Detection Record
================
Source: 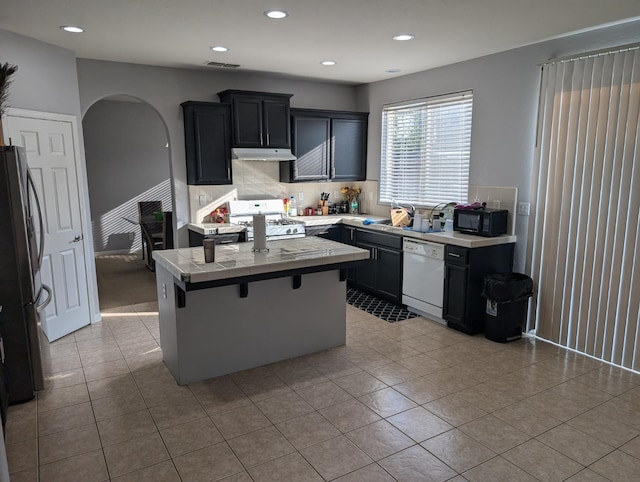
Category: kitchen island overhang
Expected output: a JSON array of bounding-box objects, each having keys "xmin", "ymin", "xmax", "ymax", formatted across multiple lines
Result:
[{"xmin": 153, "ymin": 237, "xmax": 369, "ymax": 385}]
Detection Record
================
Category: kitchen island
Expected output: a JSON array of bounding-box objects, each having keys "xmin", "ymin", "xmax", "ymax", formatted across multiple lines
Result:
[{"xmin": 152, "ymin": 237, "xmax": 369, "ymax": 384}]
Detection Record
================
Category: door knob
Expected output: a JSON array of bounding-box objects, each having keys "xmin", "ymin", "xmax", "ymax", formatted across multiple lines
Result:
[{"xmin": 71, "ymin": 234, "xmax": 83, "ymax": 243}]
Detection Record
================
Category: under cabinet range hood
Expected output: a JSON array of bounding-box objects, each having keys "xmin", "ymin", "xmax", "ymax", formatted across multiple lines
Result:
[{"xmin": 231, "ymin": 147, "xmax": 296, "ymax": 161}]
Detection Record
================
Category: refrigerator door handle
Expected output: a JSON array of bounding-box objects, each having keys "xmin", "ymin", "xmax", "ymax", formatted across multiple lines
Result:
[
  {"xmin": 36, "ymin": 284, "xmax": 53, "ymax": 312},
  {"xmin": 27, "ymin": 170, "xmax": 45, "ymax": 268}
]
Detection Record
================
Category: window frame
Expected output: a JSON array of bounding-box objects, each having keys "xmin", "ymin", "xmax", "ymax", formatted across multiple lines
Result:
[{"xmin": 379, "ymin": 90, "xmax": 473, "ymax": 207}]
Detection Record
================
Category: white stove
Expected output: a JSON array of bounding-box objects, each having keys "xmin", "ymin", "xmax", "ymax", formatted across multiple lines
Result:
[{"xmin": 228, "ymin": 199, "xmax": 306, "ymax": 241}]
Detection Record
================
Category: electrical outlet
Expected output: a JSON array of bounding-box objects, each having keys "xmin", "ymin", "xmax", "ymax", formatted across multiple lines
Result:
[
  {"xmin": 298, "ymin": 191, "xmax": 304, "ymax": 201},
  {"xmin": 162, "ymin": 283, "xmax": 167, "ymax": 299},
  {"xmin": 492, "ymin": 200, "xmax": 501, "ymax": 209},
  {"xmin": 128, "ymin": 233, "xmax": 134, "ymax": 241},
  {"xmin": 199, "ymin": 195, "xmax": 207, "ymax": 206},
  {"xmin": 518, "ymin": 202, "xmax": 531, "ymax": 216}
]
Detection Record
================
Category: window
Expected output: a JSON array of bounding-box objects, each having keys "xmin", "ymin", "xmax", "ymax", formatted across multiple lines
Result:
[{"xmin": 380, "ymin": 91, "xmax": 472, "ymax": 206}]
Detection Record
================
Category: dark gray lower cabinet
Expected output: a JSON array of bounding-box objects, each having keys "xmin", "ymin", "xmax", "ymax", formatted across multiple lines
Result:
[
  {"xmin": 352, "ymin": 229, "xmax": 403, "ymax": 304},
  {"xmin": 443, "ymin": 243, "xmax": 515, "ymax": 335},
  {"xmin": 343, "ymin": 226, "xmax": 357, "ymax": 284},
  {"xmin": 304, "ymin": 224, "xmax": 342, "ymax": 240}
]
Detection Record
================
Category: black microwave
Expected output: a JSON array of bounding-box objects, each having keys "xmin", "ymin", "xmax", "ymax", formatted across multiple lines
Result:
[{"xmin": 453, "ymin": 208, "xmax": 508, "ymax": 237}]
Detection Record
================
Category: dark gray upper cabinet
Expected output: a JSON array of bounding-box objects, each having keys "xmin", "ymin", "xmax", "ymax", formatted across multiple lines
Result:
[
  {"xmin": 332, "ymin": 117, "xmax": 367, "ymax": 181},
  {"xmin": 217, "ymin": 90, "xmax": 292, "ymax": 148},
  {"xmin": 280, "ymin": 108, "xmax": 368, "ymax": 183},
  {"xmin": 181, "ymin": 101, "xmax": 232, "ymax": 185},
  {"xmin": 288, "ymin": 115, "xmax": 331, "ymax": 181}
]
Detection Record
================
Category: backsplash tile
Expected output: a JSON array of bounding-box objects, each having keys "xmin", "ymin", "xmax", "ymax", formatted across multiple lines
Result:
[{"xmin": 188, "ymin": 160, "xmax": 384, "ymax": 222}]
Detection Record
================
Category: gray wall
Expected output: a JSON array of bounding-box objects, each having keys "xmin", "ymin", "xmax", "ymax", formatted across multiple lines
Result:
[
  {"xmin": 0, "ymin": 30, "xmax": 82, "ymax": 115},
  {"xmin": 0, "ymin": 29, "xmax": 100, "ymax": 321},
  {"xmin": 83, "ymin": 99, "xmax": 171, "ymax": 252},
  {"xmin": 356, "ymin": 19, "xmax": 640, "ymax": 271},
  {"xmin": 76, "ymin": 60, "xmax": 358, "ymax": 247}
]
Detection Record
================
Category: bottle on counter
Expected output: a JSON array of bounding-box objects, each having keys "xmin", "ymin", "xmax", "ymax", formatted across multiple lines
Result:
[
  {"xmin": 288, "ymin": 195, "xmax": 297, "ymax": 217},
  {"xmin": 350, "ymin": 197, "xmax": 358, "ymax": 214}
]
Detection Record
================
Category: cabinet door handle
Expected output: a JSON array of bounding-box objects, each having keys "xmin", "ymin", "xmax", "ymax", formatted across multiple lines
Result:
[
  {"xmin": 448, "ymin": 253, "xmax": 461, "ymax": 258},
  {"xmin": 260, "ymin": 133, "xmax": 264, "ymax": 145},
  {"xmin": 266, "ymin": 133, "xmax": 270, "ymax": 145}
]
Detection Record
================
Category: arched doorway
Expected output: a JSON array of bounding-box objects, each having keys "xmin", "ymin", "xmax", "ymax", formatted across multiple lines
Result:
[{"xmin": 83, "ymin": 94, "xmax": 171, "ymax": 308}]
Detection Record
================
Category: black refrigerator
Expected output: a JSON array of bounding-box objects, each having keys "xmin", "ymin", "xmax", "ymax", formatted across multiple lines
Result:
[{"xmin": 0, "ymin": 145, "xmax": 50, "ymax": 411}]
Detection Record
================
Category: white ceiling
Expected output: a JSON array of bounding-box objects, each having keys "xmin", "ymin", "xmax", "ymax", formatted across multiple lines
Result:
[{"xmin": 2, "ymin": 0, "xmax": 640, "ymax": 84}]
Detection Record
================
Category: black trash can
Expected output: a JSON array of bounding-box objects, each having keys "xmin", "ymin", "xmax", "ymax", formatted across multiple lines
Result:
[{"xmin": 481, "ymin": 273, "xmax": 533, "ymax": 343}]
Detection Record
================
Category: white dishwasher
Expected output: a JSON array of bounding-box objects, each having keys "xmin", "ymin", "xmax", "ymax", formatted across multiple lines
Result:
[{"xmin": 402, "ymin": 238, "xmax": 445, "ymax": 322}]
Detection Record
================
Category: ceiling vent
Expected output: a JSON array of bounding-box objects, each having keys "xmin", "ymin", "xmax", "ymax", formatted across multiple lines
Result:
[{"xmin": 204, "ymin": 61, "xmax": 240, "ymax": 69}]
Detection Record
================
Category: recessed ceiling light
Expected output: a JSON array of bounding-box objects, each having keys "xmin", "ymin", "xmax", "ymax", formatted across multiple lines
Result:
[
  {"xmin": 386, "ymin": 69, "xmax": 401, "ymax": 73},
  {"xmin": 393, "ymin": 34, "xmax": 414, "ymax": 41},
  {"xmin": 210, "ymin": 46, "xmax": 229, "ymax": 52},
  {"xmin": 60, "ymin": 25, "xmax": 84, "ymax": 33},
  {"xmin": 321, "ymin": 61, "xmax": 336, "ymax": 66},
  {"xmin": 265, "ymin": 10, "xmax": 288, "ymax": 19}
]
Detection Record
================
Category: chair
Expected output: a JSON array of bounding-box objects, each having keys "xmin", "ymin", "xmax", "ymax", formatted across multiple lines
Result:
[
  {"xmin": 138, "ymin": 201, "xmax": 163, "ymax": 267},
  {"xmin": 162, "ymin": 211, "xmax": 174, "ymax": 250}
]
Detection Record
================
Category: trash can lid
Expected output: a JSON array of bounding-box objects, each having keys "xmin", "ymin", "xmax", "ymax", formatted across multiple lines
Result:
[{"xmin": 482, "ymin": 272, "xmax": 533, "ymax": 303}]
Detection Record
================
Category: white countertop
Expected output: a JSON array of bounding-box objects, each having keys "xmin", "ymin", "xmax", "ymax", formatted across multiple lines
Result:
[
  {"xmin": 187, "ymin": 223, "xmax": 246, "ymax": 235},
  {"xmin": 289, "ymin": 215, "xmax": 516, "ymax": 248},
  {"xmin": 291, "ymin": 214, "xmax": 389, "ymax": 226},
  {"xmin": 188, "ymin": 215, "xmax": 516, "ymax": 248},
  {"xmin": 341, "ymin": 219, "xmax": 516, "ymax": 248},
  {"xmin": 153, "ymin": 236, "xmax": 369, "ymax": 283}
]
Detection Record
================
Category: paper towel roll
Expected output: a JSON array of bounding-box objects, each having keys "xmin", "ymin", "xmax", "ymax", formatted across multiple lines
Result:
[{"xmin": 252, "ymin": 214, "xmax": 267, "ymax": 251}]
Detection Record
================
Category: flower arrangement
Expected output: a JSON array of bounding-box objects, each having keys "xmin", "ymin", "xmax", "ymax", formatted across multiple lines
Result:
[
  {"xmin": 340, "ymin": 186, "xmax": 361, "ymax": 202},
  {"xmin": 0, "ymin": 63, "xmax": 18, "ymax": 118},
  {"xmin": 0, "ymin": 63, "xmax": 18, "ymax": 146}
]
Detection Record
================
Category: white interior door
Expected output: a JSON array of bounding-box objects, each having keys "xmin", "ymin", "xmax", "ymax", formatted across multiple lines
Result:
[{"xmin": 6, "ymin": 115, "xmax": 91, "ymax": 341}]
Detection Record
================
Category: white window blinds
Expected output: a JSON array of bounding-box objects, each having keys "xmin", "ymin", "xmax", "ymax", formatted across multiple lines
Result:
[
  {"xmin": 529, "ymin": 45, "xmax": 640, "ymax": 371},
  {"xmin": 380, "ymin": 91, "xmax": 472, "ymax": 206}
]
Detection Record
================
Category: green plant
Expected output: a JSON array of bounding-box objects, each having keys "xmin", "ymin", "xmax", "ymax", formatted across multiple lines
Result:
[{"xmin": 0, "ymin": 63, "xmax": 19, "ymax": 117}]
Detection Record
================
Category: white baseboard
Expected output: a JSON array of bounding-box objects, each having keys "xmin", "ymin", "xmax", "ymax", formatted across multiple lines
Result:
[{"xmin": 94, "ymin": 249, "xmax": 143, "ymax": 257}]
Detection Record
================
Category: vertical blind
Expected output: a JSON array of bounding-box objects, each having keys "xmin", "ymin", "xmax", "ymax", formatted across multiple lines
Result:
[
  {"xmin": 529, "ymin": 45, "xmax": 640, "ymax": 371},
  {"xmin": 380, "ymin": 91, "xmax": 472, "ymax": 205}
]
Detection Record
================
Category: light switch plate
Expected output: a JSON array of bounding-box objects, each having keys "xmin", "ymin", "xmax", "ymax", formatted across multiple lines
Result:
[
  {"xmin": 297, "ymin": 191, "xmax": 304, "ymax": 201},
  {"xmin": 199, "ymin": 195, "xmax": 207, "ymax": 206},
  {"xmin": 518, "ymin": 202, "xmax": 530, "ymax": 216}
]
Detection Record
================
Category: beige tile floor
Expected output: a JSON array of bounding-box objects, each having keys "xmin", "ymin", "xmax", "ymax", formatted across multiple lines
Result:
[{"xmin": 5, "ymin": 258, "xmax": 640, "ymax": 480}]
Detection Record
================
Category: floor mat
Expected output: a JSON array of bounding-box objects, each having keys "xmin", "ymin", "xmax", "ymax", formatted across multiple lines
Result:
[{"xmin": 347, "ymin": 287, "xmax": 419, "ymax": 323}]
